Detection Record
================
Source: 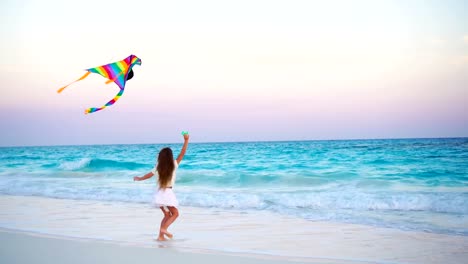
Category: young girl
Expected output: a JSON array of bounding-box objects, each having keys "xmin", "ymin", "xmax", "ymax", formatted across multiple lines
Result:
[{"xmin": 134, "ymin": 133, "xmax": 189, "ymax": 241}]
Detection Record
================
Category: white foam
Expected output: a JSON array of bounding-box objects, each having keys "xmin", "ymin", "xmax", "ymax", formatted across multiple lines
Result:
[{"xmin": 58, "ymin": 158, "xmax": 91, "ymax": 170}]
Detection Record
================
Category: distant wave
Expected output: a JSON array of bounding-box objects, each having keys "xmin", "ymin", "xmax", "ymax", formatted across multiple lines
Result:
[
  {"xmin": 2, "ymin": 155, "xmax": 42, "ymax": 161},
  {"xmin": 58, "ymin": 158, "xmax": 148, "ymax": 171}
]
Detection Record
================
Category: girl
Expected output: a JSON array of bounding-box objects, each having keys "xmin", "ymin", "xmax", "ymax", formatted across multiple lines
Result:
[{"xmin": 134, "ymin": 133, "xmax": 189, "ymax": 241}]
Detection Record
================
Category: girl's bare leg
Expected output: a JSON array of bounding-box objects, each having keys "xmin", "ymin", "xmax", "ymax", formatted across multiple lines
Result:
[
  {"xmin": 158, "ymin": 207, "xmax": 171, "ymax": 241},
  {"xmin": 160, "ymin": 206, "xmax": 179, "ymax": 237}
]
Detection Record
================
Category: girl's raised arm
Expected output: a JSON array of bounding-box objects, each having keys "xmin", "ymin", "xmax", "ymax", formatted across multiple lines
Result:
[{"xmin": 176, "ymin": 134, "xmax": 190, "ymax": 164}]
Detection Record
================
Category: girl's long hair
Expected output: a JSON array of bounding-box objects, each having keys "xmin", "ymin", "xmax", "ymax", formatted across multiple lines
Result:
[{"xmin": 157, "ymin": 147, "xmax": 175, "ymax": 188}]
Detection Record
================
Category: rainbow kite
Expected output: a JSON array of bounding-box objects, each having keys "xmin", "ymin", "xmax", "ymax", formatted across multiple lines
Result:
[{"xmin": 57, "ymin": 55, "xmax": 142, "ymax": 114}]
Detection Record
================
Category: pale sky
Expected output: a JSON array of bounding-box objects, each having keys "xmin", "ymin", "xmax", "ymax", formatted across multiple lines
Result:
[{"xmin": 1, "ymin": 0, "xmax": 467, "ymax": 146}]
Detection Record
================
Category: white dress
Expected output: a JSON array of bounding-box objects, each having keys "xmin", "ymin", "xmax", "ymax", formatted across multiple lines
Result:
[{"xmin": 152, "ymin": 160, "xmax": 179, "ymax": 207}]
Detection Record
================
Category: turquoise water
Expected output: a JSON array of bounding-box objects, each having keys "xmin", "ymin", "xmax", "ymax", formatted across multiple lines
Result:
[{"xmin": 1, "ymin": 138, "xmax": 467, "ymax": 235}]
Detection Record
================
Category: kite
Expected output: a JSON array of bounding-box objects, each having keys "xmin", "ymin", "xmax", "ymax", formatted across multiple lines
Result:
[{"xmin": 57, "ymin": 55, "xmax": 142, "ymax": 114}]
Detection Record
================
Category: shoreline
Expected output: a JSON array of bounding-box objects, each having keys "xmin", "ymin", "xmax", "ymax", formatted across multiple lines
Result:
[{"xmin": 1, "ymin": 195, "xmax": 467, "ymax": 263}]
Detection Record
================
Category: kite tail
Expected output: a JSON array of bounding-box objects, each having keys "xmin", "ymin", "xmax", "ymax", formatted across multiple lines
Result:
[
  {"xmin": 57, "ymin": 72, "xmax": 91, "ymax": 93},
  {"xmin": 85, "ymin": 88, "xmax": 125, "ymax": 114}
]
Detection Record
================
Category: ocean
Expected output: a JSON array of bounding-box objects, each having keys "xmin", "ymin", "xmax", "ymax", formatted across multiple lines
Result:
[{"xmin": 1, "ymin": 138, "xmax": 467, "ymax": 236}]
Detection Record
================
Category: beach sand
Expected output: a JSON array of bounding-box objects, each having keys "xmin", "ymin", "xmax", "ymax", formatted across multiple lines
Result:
[
  {"xmin": 0, "ymin": 230, "xmax": 323, "ymax": 264},
  {"xmin": 0, "ymin": 195, "xmax": 467, "ymax": 264}
]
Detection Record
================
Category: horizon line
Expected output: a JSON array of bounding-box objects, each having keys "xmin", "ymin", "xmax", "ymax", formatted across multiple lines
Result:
[{"xmin": 1, "ymin": 136, "xmax": 467, "ymax": 148}]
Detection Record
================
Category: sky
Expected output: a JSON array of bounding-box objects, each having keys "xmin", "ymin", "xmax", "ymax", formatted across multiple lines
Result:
[{"xmin": 0, "ymin": 0, "xmax": 467, "ymax": 146}]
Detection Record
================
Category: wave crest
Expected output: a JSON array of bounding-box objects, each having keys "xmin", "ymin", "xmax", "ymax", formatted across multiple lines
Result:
[{"xmin": 58, "ymin": 158, "xmax": 148, "ymax": 171}]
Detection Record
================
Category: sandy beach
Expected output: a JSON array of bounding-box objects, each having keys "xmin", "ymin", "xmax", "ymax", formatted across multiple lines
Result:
[
  {"xmin": 1, "ymin": 195, "xmax": 467, "ymax": 264},
  {"xmin": 0, "ymin": 229, "xmax": 317, "ymax": 264}
]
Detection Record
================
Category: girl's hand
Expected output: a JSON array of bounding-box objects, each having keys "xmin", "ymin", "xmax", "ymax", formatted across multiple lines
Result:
[
  {"xmin": 176, "ymin": 133, "xmax": 190, "ymax": 164},
  {"xmin": 133, "ymin": 176, "xmax": 140, "ymax": 181}
]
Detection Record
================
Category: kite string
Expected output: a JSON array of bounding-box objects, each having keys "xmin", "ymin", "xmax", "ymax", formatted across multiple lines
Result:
[{"xmin": 57, "ymin": 72, "xmax": 91, "ymax": 93}]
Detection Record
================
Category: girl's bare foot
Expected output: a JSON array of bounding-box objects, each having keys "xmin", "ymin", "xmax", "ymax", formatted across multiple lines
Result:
[
  {"xmin": 160, "ymin": 229, "xmax": 173, "ymax": 239},
  {"xmin": 157, "ymin": 235, "xmax": 167, "ymax": 241}
]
